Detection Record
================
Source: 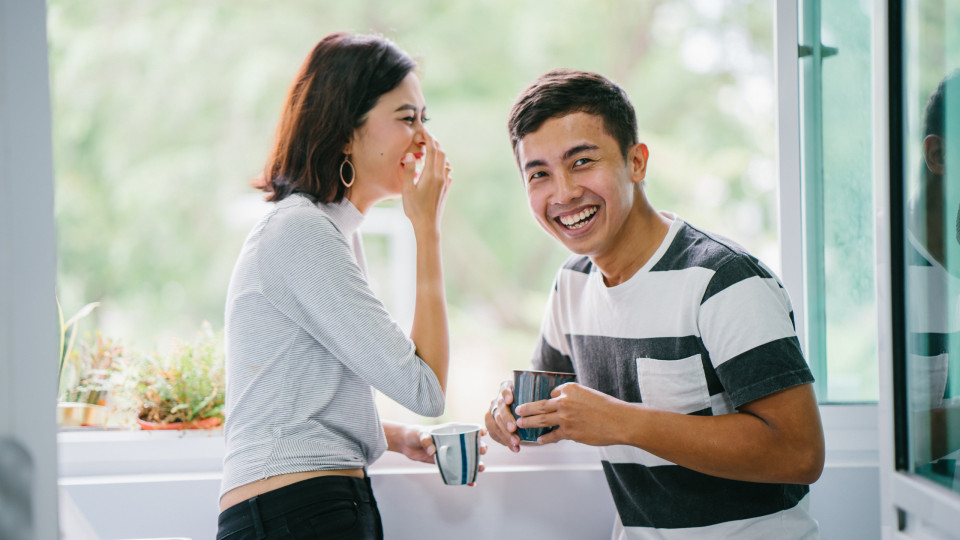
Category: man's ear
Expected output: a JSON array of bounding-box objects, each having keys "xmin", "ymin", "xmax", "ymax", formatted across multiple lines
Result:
[
  {"xmin": 629, "ymin": 143, "xmax": 649, "ymax": 184},
  {"xmin": 924, "ymin": 134, "xmax": 945, "ymax": 176}
]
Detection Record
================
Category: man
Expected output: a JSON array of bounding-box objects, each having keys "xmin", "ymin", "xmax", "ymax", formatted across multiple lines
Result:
[{"xmin": 485, "ymin": 69, "xmax": 824, "ymax": 538}]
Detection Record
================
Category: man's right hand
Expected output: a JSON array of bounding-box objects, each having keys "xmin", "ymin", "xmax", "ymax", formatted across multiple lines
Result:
[{"xmin": 485, "ymin": 379, "xmax": 521, "ymax": 453}]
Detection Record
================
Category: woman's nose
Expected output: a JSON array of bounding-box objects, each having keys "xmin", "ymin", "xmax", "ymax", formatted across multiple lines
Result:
[{"xmin": 414, "ymin": 125, "xmax": 427, "ymax": 146}]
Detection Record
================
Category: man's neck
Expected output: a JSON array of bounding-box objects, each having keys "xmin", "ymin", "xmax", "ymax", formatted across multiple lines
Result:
[
  {"xmin": 592, "ymin": 203, "xmax": 672, "ymax": 287},
  {"xmin": 909, "ymin": 174, "xmax": 947, "ymax": 266}
]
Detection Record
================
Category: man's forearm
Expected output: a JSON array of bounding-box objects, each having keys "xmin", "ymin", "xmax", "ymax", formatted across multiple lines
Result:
[{"xmin": 619, "ymin": 385, "xmax": 824, "ymax": 484}]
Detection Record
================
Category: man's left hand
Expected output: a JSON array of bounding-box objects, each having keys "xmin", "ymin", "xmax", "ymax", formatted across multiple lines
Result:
[{"xmin": 514, "ymin": 382, "xmax": 629, "ymax": 446}]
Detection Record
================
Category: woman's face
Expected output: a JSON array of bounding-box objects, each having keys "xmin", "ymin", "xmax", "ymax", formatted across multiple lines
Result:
[{"xmin": 346, "ymin": 72, "xmax": 427, "ymax": 211}]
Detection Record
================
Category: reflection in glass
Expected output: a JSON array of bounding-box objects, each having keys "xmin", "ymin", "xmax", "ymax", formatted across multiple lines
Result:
[{"xmin": 903, "ymin": 0, "xmax": 960, "ymax": 494}]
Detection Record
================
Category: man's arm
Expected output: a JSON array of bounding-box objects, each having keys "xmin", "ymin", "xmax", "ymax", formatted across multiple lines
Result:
[{"xmin": 515, "ymin": 381, "xmax": 824, "ymax": 485}]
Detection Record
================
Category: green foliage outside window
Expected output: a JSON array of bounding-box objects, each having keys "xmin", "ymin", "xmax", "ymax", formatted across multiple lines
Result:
[{"xmin": 48, "ymin": 0, "xmax": 779, "ymax": 422}]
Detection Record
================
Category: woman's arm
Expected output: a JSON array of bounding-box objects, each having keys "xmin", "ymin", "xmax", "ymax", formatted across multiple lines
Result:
[
  {"xmin": 401, "ymin": 131, "xmax": 453, "ymax": 393},
  {"xmin": 383, "ymin": 420, "xmax": 435, "ymax": 464}
]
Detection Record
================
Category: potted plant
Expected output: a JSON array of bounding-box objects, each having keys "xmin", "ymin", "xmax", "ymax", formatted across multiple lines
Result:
[
  {"xmin": 57, "ymin": 331, "xmax": 124, "ymax": 427},
  {"xmin": 57, "ymin": 301, "xmax": 116, "ymax": 428},
  {"xmin": 118, "ymin": 323, "xmax": 225, "ymax": 430}
]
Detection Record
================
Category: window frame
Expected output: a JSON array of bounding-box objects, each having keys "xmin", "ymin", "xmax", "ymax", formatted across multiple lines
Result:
[{"xmin": 876, "ymin": 0, "xmax": 960, "ymax": 535}]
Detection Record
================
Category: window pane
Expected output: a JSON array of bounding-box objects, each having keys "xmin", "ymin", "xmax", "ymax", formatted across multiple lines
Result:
[
  {"xmin": 902, "ymin": 0, "xmax": 960, "ymax": 493},
  {"xmin": 48, "ymin": 1, "xmax": 778, "ymax": 427},
  {"xmin": 801, "ymin": 0, "xmax": 878, "ymax": 402}
]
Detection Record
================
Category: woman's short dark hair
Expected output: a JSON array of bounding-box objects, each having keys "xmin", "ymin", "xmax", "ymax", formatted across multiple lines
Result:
[
  {"xmin": 507, "ymin": 69, "xmax": 638, "ymax": 163},
  {"xmin": 261, "ymin": 32, "xmax": 416, "ymax": 203}
]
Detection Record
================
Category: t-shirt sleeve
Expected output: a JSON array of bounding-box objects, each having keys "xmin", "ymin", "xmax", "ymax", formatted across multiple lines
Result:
[
  {"xmin": 258, "ymin": 208, "xmax": 444, "ymax": 417},
  {"xmin": 531, "ymin": 274, "xmax": 575, "ymax": 373},
  {"xmin": 698, "ymin": 255, "xmax": 814, "ymax": 408}
]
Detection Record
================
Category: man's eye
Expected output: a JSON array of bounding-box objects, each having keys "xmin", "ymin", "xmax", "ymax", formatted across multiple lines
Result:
[
  {"xmin": 528, "ymin": 171, "xmax": 547, "ymax": 182},
  {"xmin": 573, "ymin": 158, "xmax": 594, "ymax": 167}
]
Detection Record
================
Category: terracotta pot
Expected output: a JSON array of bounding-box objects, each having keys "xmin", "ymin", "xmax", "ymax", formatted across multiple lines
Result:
[{"xmin": 136, "ymin": 415, "xmax": 222, "ymax": 430}]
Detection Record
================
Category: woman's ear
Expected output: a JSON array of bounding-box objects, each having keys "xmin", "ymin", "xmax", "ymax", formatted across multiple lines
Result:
[{"xmin": 924, "ymin": 134, "xmax": 945, "ymax": 176}]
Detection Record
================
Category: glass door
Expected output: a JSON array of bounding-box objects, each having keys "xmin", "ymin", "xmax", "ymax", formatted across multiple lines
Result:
[
  {"xmin": 900, "ymin": 0, "xmax": 960, "ymax": 491},
  {"xmin": 881, "ymin": 0, "xmax": 960, "ymax": 536}
]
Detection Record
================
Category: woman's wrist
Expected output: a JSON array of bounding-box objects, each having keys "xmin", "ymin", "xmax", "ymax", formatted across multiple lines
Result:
[
  {"xmin": 412, "ymin": 224, "xmax": 441, "ymax": 244},
  {"xmin": 383, "ymin": 421, "xmax": 404, "ymax": 452}
]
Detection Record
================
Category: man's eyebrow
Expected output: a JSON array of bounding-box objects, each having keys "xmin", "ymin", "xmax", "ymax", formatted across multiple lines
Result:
[
  {"xmin": 523, "ymin": 143, "xmax": 600, "ymax": 172},
  {"xmin": 523, "ymin": 159, "xmax": 547, "ymax": 172},
  {"xmin": 562, "ymin": 143, "xmax": 600, "ymax": 161}
]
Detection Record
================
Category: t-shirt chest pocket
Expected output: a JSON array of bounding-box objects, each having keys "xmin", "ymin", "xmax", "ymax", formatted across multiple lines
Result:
[{"xmin": 636, "ymin": 354, "xmax": 712, "ymax": 414}]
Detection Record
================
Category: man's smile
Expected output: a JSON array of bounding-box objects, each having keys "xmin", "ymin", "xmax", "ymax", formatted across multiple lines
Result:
[{"xmin": 555, "ymin": 205, "xmax": 599, "ymax": 230}]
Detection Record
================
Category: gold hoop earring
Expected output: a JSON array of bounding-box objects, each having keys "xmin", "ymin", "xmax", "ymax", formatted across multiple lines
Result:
[{"xmin": 340, "ymin": 157, "xmax": 355, "ymax": 188}]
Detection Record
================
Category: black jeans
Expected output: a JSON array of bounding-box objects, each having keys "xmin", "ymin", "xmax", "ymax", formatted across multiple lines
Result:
[{"xmin": 217, "ymin": 475, "xmax": 383, "ymax": 539}]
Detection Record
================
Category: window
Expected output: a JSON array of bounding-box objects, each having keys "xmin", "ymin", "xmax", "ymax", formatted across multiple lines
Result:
[
  {"xmin": 880, "ymin": 0, "xmax": 960, "ymax": 535},
  {"xmin": 48, "ymin": 1, "xmax": 780, "ymax": 428},
  {"xmin": 798, "ymin": 0, "xmax": 878, "ymax": 403},
  {"xmin": 898, "ymin": 0, "xmax": 960, "ymax": 497}
]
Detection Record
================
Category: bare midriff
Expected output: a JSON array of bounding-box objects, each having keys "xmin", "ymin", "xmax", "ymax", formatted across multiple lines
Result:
[{"xmin": 219, "ymin": 468, "xmax": 366, "ymax": 512}]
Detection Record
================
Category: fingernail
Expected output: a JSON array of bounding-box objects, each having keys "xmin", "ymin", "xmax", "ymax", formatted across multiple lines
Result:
[{"xmin": 508, "ymin": 422, "xmax": 515, "ymax": 431}]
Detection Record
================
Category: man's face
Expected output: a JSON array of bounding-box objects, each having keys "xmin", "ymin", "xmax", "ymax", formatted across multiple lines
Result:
[{"xmin": 516, "ymin": 112, "xmax": 646, "ymax": 258}]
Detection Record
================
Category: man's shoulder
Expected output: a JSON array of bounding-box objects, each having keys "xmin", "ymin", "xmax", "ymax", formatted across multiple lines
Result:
[
  {"xmin": 560, "ymin": 254, "xmax": 594, "ymax": 274},
  {"xmin": 652, "ymin": 220, "xmax": 758, "ymax": 274}
]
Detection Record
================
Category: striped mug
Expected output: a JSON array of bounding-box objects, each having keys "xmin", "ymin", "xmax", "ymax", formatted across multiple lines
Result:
[
  {"xmin": 430, "ymin": 423, "xmax": 481, "ymax": 485},
  {"xmin": 511, "ymin": 369, "xmax": 577, "ymax": 442}
]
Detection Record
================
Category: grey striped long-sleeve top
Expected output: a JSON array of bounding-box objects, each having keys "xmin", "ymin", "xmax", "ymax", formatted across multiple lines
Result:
[{"xmin": 220, "ymin": 193, "xmax": 444, "ymax": 497}]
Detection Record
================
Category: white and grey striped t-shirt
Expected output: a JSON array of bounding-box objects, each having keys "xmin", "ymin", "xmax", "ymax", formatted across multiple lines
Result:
[
  {"xmin": 533, "ymin": 214, "xmax": 817, "ymax": 539},
  {"xmin": 220, "ymin": 193, "xmax": 444, "ymax": 497},
  {"xmin": 905, "ymin": 232, "xmax": 957, "ymax": 410}
]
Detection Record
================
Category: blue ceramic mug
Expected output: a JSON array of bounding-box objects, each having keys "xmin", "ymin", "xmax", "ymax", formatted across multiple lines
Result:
[{"xmin": 510, "ymin": 369, "xmax": 577, "ymax": 442}]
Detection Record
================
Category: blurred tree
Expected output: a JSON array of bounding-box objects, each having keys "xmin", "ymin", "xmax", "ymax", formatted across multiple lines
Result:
[{"xmin": 49, "ymin": 0, "xmax": 777, "ymax": 421}]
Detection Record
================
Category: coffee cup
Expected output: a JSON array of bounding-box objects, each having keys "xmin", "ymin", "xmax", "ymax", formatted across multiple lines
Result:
[
  {"xmin": 510, "ymin": 369, "xmax": 577, "ymax": 442},
  {"xmin": 430, "ymin": 423, "xmax": 481, "ymax": 485}
]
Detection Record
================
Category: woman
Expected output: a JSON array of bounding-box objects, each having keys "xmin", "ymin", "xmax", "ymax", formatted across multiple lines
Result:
[{"xmin": 218, "ymin": 32, "xmax": 454, "ymax": 539}]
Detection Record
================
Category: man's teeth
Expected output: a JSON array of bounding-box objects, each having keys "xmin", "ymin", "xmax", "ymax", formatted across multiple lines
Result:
[{"xmin": 559, "ymin": 207, "xmax": 597, "ymax": 229}]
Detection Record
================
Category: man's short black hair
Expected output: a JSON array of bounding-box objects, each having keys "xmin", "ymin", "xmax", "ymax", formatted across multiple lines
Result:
[
  {"xmin": 923, "ymin": 68, "xmax": 960, "ymax": 139},
  {"xmin": 507, "ymin": 69, "xmax": 639, "ymax": 162}
]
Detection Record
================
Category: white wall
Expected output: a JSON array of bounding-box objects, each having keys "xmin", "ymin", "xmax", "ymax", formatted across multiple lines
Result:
[
  {"xmin": 61, "ymin": 465, "xmax": 878, "ymax": 540},
  {"xmin": 58, "ymin": 408, "xmax": 881, "ymax": 540},
  {"xmin": 0, "ymin": 0, "xmax": 60, "ymax": 539}
]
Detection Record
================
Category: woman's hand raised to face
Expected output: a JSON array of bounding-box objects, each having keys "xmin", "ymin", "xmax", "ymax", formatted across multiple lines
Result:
[{"xmin": 401, "ymin": 130, "xmax": 452, "ymax": 236}]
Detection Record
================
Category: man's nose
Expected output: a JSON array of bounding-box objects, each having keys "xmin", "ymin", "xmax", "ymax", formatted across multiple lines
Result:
[{"xmin": 555, "ymin": 171, "xmax": 582, "ymax": 202}]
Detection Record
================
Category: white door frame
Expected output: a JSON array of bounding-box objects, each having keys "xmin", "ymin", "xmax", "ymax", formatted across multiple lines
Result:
[{"xmin": 0, "ymin": 1, "xmax": 60, "ymax": 539}]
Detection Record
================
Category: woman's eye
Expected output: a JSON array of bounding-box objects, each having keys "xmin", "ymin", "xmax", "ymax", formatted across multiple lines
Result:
[
  {"xmin": 401, "ymin": 116, "xmax": 416, "ymax": 124},
  {"xmin": 421, "ymin": 116, "xmax": 430, "ymax": 124}
]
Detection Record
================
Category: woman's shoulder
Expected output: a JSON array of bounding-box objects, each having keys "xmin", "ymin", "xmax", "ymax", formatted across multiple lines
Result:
[{"xmin": 264, "ymin": 194, "xmax": 339, "ymax": 237}]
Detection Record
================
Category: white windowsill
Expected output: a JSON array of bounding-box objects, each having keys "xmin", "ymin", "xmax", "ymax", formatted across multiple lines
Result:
[
  {"xmin": 57, "ymin": 403, "xmax": 878, "ymax": 487},
  {"xmin": 57, "ymin": 429, "xmax": 603, "ymax": 486}
]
